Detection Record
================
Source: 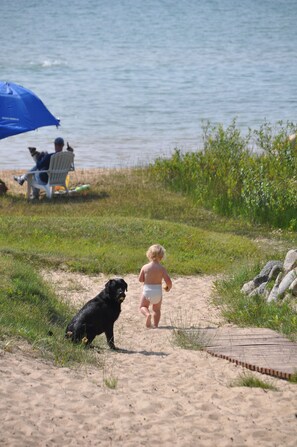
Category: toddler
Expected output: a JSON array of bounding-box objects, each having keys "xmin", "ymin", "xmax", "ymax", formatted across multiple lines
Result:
[{"xmin": 139, "ymin": 244, "xmax": 172, "ymax": 328}]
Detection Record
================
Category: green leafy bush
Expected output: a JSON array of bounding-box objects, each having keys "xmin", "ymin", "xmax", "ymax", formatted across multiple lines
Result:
[{"xmin": 150, "ymin": 120, "xmax": 297, "ymax": 229}]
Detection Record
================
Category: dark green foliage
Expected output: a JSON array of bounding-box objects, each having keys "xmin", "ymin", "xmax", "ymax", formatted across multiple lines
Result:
[{"xmin": 150, "ymin": 120, "xmax": 297, "ymax": 229}]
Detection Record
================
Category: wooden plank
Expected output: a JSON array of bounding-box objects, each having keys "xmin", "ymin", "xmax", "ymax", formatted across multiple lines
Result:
[
  {"xmin": 207, "ymin": 343, "xmax": 297, "ymax": 353},
  {"xmin": 184, "ymin": 327, "xmax": 297, "ymax": 380}
]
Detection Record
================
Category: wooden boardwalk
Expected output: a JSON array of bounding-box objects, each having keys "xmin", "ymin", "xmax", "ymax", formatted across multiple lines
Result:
[{"xmin": 187, "ymin": 327, "xmax": 297, "ymax": 380}]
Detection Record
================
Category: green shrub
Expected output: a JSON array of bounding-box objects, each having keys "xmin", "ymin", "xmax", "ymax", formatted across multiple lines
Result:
[{"xmin": 150, "ymin": 120, "xmax": 297, "ymax": 229}]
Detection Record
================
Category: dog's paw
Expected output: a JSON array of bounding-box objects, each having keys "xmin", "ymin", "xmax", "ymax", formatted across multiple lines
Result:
[
  {"xmin": 65, "ymin": 331, "xmax": 73, "ymax": 338},
  {"xmin": 82, "ymin": 337, "xmax": 89, "ymax": 345}
]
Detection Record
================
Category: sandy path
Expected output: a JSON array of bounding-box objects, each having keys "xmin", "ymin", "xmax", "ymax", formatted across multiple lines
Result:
[{"xmin": 1, "ymin": 272, "xmax": 296, "ymax": 447}]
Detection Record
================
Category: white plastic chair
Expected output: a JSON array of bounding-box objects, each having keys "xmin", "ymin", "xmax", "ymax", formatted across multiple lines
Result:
[{"xmin": 26, "ymin": 151, "xmax": 75, "ymax": 200}]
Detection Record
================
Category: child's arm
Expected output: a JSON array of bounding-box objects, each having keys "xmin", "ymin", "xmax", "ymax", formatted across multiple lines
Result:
[
  {"xmin": 163, "ymin": 268, "xmax": 172, "ymax": 291},
  {"xmin": 138, "ymin": 267, "xmax": 145, "ymax": 283}
]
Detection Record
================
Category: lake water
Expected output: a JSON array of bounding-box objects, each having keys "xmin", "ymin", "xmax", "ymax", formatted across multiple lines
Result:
[{"xmin": 1, "ymin": 0, "xmax": 297, "ymax": 170}]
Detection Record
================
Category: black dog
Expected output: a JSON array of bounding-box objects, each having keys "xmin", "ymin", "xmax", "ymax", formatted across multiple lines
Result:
[{"xmin": 65, "ymin": 278, "xmax": 127, "ymax": 349}]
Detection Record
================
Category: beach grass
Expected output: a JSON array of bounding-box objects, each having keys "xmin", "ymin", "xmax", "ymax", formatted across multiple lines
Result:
[
  {"xmin": 230, "ymin": 372, "xmax": 278, "ymax": 390},
  {"xmin": 172, "ymin": 328, "xmax": 212, "ymax": 351},
  {"xmin": 103, "ymin": 376, "xmax": 118, "ymax": 389},
  {"xmin": 0, "ymin": 253, "xmax": 103, "ymax": 366}
]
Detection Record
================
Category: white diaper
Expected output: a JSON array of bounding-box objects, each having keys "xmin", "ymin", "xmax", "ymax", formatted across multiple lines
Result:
[{"xmin": 143, "ymin": 284, "xmax": 162, "ymax": 304}]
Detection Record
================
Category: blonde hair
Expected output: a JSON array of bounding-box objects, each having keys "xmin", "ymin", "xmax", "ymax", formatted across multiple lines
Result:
[{"xmin": 146, "ymin": 244, "xmax": 166, "ymax": 261}]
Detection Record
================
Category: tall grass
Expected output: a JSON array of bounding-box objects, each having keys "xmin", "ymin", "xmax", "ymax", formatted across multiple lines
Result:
[{"xmin": 150, "ymin": 120, "xmax": 297, "ymax": 230}]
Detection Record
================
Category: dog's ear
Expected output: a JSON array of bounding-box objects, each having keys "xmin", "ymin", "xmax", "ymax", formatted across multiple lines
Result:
[
  {"xmin": 28, "ymin": 147, "xmax": 37, "ymax": 156},
  {"xmin": 116, "ymin": 278, "xmax": 127, "ymax": 291}
]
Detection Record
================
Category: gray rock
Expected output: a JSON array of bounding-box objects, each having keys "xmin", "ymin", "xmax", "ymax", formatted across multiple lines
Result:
[
  {"xmin": 289, "ymin": 278, "xmax": 297, "ymax": 296},
  {"xmin": 278, "ymin": 268, "xmax": 297, "ymax": 296},
  {"xmin": 249, "ymin": 282, "xmax": 268, "ymax": 297},
  {"xmin": 268, "ymin": 263, "xmax": 283, "ymax": 281},
  {"xmin": 283, "ymin": 249, "xmax": 297, "ymax": 273},
  {"xmin": 267, "ymin": 286, "xmax": 278, "ymax": 303},
  {"xmin": 275, "ymin": 271, "xmax": 284, "ymax": 286},
  {"xmin": 267, "ymin": 272, "xmax": 283, "ymax": 303},
  {"xmin": 263, "ymin": 289, "xmax": 270, "ymax": 300},
  {"xmin": 253, "ymin": 260, "xmax": 283, "ymax": 286},
  {"xmin": 241, "ymin": 280, "xmax": 256, "ymax": 295},
  {"xmin": 283, "ymin": 293, "xmax": 292, "ymax": 303}
]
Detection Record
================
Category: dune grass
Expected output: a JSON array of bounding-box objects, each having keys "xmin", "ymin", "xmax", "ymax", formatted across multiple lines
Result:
[
  {"xmin": 0, "ymin": 254, "xmax": 103, "ymax": 366},
  {"xmin": 172, "ymin": 328, "xmax": 212, "ymax": 351},
  {"xmin": 230, "ymin": 372, "xmax": 278, "ymax": 390},
  {"xmin": 103, "ymin": 376, "xmax": 118, "ymax": 389}
]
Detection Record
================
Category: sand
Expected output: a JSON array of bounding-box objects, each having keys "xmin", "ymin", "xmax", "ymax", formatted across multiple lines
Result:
[{"xmin": 1, "ymin": 271, "xmax": 297, "ymax": 447}]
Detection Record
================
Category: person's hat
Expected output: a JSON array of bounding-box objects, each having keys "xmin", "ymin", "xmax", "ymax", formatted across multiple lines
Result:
[{"xmin": 54, "ymin": 137, "xmax": 64, "ymax": 145}]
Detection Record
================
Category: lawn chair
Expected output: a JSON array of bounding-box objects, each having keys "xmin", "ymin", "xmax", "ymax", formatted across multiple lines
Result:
[{"xmin": 26, "ymin": 151, "xmax": 75, "ymax": 200}]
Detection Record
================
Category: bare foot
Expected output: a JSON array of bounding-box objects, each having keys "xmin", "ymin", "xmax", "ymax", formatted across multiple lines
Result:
[{"xmin": 146, "ymin": 314, "xmax": 152, "ymax": 328}]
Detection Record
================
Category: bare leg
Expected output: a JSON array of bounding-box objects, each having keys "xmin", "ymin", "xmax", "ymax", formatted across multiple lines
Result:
[
  {"xmin": 139, "ymin": 296, "xmax": 151, "ymax": 328},
  {"xmin": 152, "ymin": 300, "xmax": 162, "ymax": 328}
]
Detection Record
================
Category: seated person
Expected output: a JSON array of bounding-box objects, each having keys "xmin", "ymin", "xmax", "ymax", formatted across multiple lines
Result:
[{"xmin": 14, "ymin": 137, "xmax": 73, "ymax": 198}]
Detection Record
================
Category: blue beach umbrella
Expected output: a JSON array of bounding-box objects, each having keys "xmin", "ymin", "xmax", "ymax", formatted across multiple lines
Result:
[{"xmin": 0, "ymin": 81, "xmax": 60, "ymax": 140}]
